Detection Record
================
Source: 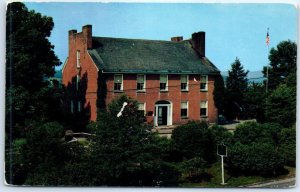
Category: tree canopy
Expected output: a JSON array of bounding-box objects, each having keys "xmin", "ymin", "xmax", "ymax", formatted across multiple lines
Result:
[
  {"xmin": 6, "ymin": 2, "xmax": 61, "ymax": 137},
  {"xmin": 263, "ymin": 40, "xmax": 296, "ymax": 90},
  {"xmin": 224, "ymin": 58, "xmax": 249, "ymax": 120}
]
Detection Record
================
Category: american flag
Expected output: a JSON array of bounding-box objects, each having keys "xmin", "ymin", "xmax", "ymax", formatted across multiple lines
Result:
[{"xmin": 266, "ymin": 29, "xmax": 270, "ymax": 46}]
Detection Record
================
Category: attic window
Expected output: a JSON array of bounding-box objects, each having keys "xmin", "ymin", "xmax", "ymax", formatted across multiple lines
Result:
[
  {"xmin": 114, "ymin": 74, "xmax": 123, "ymax": 91},
  {"xmin": 76, "ymin": 50, "xmax": 80, "ymax": 68}
]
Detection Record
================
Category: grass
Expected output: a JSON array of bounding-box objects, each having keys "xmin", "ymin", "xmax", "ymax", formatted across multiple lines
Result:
[{"xmin": 180, "ymin": 162, "xmax": 295, "ymax": 188}]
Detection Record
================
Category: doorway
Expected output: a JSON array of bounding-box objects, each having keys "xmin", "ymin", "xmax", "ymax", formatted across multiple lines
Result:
[{"xmin": 155, "ymin": 100, "xmax": 172, "ymax": 126}]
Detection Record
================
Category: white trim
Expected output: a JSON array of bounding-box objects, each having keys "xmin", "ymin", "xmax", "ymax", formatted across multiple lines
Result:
[
  {"xmin": 200, "ymin": 75, "xmax": 208, "ymax": 91},
  {"xmin": 154, "ymin": 102, "xmax": 172, "ymax": 126},
  {"xmin": 200, "ymin": 100, "xmax": 208, "ymax": 117},
  {"xmin": 114, "ymin": 74, "xmax": 123, "ymax": 91},
  {"xmin": 76, "ymin": 50, "xmax": 81, "ymax": 68},
  {"xmin": 61, "ymin": 57, "xmax": 69, "ymax": 74},
  {"xmin": 137, "ymin": 74, "xmax": 146, "ymax": 91},
  {"xmin": 181, "ymin": 74, "xmax": 189, "ymax": 91},
  {"xmin": 160, "ymin": 74, "xmax": 168, "ymax": 91},
  {"xmin": 181, "ymin": 101, "xmax": 188, "ymax": 118}
]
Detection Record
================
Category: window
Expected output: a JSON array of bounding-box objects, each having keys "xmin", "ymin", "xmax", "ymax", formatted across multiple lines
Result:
[
  {"xmin": 138, "ymin": 102, "xmax": 146, "ymax": 116},
  {"xmin": 200, "ymin": 101, "xmax": 208, "ymax": 116},
  {"xmin": 200, "ymin": 75, "xmax": 208, "ymax": 91},
  {"xmin": 76, "ymin": 74, "xmax": 80, "ymax": 90},
  {"xmin": 76, "ymin": 50, "xmax": 80, "ymax": 68},
  {"xmin": 181, "ymin": 101, "xmax": 188, "ymax": 118},
  {"xmin": 70, "ymin": 100, "xmax": 74, "ymax": 113},
  {"xmin": 114, "ymin": 74, "xmax": 123, "ymax": 91},
  {"xmin": 78, "ymin": 101, "xmax": 81, "ymax": 112},
  {"xmin": 160, "ymin": 74, "xmax": 168, "ymax": 91},
  {"xmin": 137, "ymin": 74, "xmax": 145, "ymax": 91},
  {"xmin": 181, "ymin": 75, "xmax": 188, "ymax": 91}
]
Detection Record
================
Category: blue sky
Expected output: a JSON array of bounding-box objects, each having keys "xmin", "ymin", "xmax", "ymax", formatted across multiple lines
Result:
[{"xmin": 25, "ymin": 2, "xmax": 297, "ymax": 72}]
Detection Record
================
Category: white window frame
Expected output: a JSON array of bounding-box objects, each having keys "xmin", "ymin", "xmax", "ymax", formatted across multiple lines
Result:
[
  {"xmin": 181, "ymin": 74, "xmax": 189, "ymax": 91},
  {"xmin": 160, "ymin": 74, "xmax": 168, "ymax": 91},
  {"xmin": 200, "ymin": 100, "xmax": 208, "ymax": 117},
  {"xmin": 200, "ymin": 75, "xmax": 208, "ymax": 91},
  {"xmin": 76, "ymin": 50, "xmax": 80, "ymax": 68},
  {"xmin": 138, "ymin": 102, "xmax": 146, "ymax": 115},
  {"xmin": 114, "ymin": 74, "xmax": 123, "ymax": 91},
  {"xmin": 137, "ymin": 74, "xmax": 146, "ymax": 91},
  {"xmin": 181, "ymin": 101, "xmax": 188, "ymax": 118}
]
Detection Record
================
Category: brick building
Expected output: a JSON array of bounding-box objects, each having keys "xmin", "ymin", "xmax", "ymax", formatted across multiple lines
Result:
[{"xmin": 62, "ymin": 25, "xmax": 220, "ymax": 126}]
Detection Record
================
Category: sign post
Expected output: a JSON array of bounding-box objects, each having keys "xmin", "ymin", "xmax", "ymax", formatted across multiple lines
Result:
[{"xmin": 217, "ymin": 143, "xmax": 227, "ymax": 185}]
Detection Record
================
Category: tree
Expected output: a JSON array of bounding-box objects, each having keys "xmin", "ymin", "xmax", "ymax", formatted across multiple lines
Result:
[
  {"xmin": 6, "ymin": 2, "xmax": 61, "ymax": 138},
  {"xmin": 171, "ymin": 121, "xmax": 216, "ymax": 163},
  {"xmin": 213, "ymin": 74, "xmax": 225, "ymax": 115},
  {"xmin": 244, "ymin": 82, "xmax": 266, "ymax": 122},
  {"xmin": 263, "ymin": 40, "xmax": 296, "ymax": 90},
  {"xmin": 265, "ymin": 84, "xmax": 296, "ymax": 127},
  {"xmin": 224, "ymin": 58, "xmax": 249, "ymax": 120},
  {"xmin": 89, "ymin": 95, "xmax": 179, "ymax": 186},
  {"xmin": 227, "ymin": 122, "xmax": 285, "ymax": 176}
]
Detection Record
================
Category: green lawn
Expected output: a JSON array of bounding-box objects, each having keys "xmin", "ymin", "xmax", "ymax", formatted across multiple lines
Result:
[{"xmin": 180, "ymin": 162, "xmax": 295, "ymax": 187}]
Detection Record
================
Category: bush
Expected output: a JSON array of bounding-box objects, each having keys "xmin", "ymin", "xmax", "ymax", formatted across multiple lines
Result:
[
  {"xmin": 227, "ymin": 142, "xmax": 285, "ymax": 176},
  {"xmin": 210, "ymin": 125, "xmax": 233, "ymax": 146},
  {"xmin": 233, "ymin": 122, "xmax": 282, "ymax": 145},
  {"xmin": 171, "ymin": 121, "xmax": 216, "ymax": 163},
  {"xmin": 180, "ymin": 157, "xmax": 207, "ymax": 183},
  {"xmin": 278, "ymin": 126, "xmax": 296, "ymax": 167}
]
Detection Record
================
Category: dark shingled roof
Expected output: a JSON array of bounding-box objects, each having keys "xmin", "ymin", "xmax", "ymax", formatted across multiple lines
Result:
[{"xmin": 88, "ymin": 37, "xmax": 220, "ymax": 74}]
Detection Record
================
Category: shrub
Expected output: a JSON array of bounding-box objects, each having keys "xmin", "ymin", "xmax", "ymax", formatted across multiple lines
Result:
[
  {"xmin": 278, "ymin": 126, "xmax": 296, "ymax": 167},
  {"xmin": 180, "ymin": 157, "xmax": 207, "ymax": 183},
  {"xmin": 227, "ymin": 142, "xmax": 285, "ymax": 176},
  {"xmin": 233, "ymin": 121, "xmax": 282, "ymax": 145},
  {"xmin": 171, "ymin": 121, "xmax": 216, "ymax": 163},
  {"xmin": 210, "ymin": 125, "xmax": 233, "ymax": 146}
]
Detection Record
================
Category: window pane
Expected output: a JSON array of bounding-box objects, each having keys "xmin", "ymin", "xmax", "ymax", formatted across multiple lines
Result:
[
  {"xmin": 181, "ymin": 102, "xmax": 187, "ymax": 109},
  {"xmin": 114, "ymin": 75, "xmax": 122, "ymax": 83},
  {"xmin": 200, "ymin": 83, "xmax": 207, "ymax": 90},
  {"xmin": 181, "ymin": 109, "xmax": 187, "ymax": 117},
  {"xmin": 200, "ymin": 108, "xmax": 207, "ymax": 116},
  {"xmin": 138, "ymin": 103, "xmax": 145, "ymax": 111},
  {"xmin": 160, "ymin": 75, "xmax": 167, "ymax": 83},
  {"xmin": 181, "ymin": 75, "xmax": 187, "ymax": 83},
  {"xmin": 137, "ymin": 75, "xmax": 144, "ymax": 83},
  {"xmin": 160, "ymin": 83, "xmax": 166, "ymax": 90},
  {"xmin": 200, "ymin": 75, "xmax": 207, "ymax": 82},
  {"xmin": 200, "ymin": 101, "xmax": 207, "ymax": 108}
]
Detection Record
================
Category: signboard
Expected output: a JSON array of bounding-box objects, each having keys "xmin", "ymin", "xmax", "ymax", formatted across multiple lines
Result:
[{"xmin": 217, "ymin": 144, "xmax": 227, "ymax": 157}]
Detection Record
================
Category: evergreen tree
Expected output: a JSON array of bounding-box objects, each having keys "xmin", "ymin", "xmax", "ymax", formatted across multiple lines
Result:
[
  {"xmin": 224, "ymin": 58, "xmax": 249, "ymax": 120},
  {"xmin": 262, "ymin": 40, "xmax": 296, "ymax": 90}
]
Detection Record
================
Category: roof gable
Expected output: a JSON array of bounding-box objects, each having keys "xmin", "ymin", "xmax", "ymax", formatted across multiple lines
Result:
[{"xmin": 88, "ymin": 37, "xmax": 220, "ymax": 74}]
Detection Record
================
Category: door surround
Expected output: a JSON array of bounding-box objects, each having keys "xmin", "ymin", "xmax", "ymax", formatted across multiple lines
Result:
[{"xmin": 154, "ymin": 100, "xmax": 172, "ymax": 126}]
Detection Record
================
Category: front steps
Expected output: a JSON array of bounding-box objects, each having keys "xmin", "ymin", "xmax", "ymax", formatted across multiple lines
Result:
[{"xmin": 152, "ymin": 125, "xmax": 178, "ymax": 138}]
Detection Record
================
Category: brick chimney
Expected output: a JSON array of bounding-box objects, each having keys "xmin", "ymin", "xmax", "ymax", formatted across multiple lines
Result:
[
  {"xmin": 68, "ymin": 29, "xmax": 77, "ymax": 55},
  {"xmin": 82, "ymin": 25, "xmax": 92, "ymax": 49},
  {"xmin": 191, "ymin": 32, "xmax": 205, "ymax": 57},
  {"xmin": 171, "ymin": 36, "xmax": 183, "ymax": 42}
]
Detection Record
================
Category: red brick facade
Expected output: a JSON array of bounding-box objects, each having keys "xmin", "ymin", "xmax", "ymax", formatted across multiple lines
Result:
[{"xmin": 62, "ymin": 25, "xmax": 218, "ymax": 125}]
